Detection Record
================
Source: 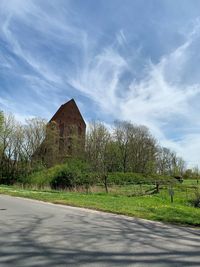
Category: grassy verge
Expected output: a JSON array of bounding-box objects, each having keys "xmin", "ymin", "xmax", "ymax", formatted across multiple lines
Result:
[{"xmin": 0, "ymin": 184, "xmax": 200, "ymax": 226}]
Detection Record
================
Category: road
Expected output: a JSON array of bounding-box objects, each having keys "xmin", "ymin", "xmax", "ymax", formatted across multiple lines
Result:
[{"xmin": 0, "ymin": 195, "xmax": 200, "ymax": 267}]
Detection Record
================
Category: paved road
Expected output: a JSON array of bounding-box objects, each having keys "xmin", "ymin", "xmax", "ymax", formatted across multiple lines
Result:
[{"xmin": 0, "ymin": 195, "xmax": 200, "ymax": 267}]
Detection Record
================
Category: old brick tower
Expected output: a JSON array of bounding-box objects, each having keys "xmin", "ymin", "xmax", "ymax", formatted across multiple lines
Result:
[
  {"xmin": 36, "ymin": 99, "xmax": 86, "ymax": 166},
  {"xmin": 50, "ymin": 98, "xmax": 86, "ymax": 139},
  {"xmin": 50, "ymin": 98, "xmax": 86, "ymax": 153}
]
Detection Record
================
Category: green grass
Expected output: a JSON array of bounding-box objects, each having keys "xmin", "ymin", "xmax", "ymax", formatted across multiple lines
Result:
[
  {"xmin": 0, "ymin": 184, "xmax": 200, "ymax": 226},
  {"xmin": 183, "ymin": 179, "xmax": 199, "ymax": 185}
]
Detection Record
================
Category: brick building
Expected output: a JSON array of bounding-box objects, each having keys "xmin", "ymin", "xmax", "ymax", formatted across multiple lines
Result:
[
  {"xmin": 35, "ymin": 99, "xmax": 86, "ymax": 166},
  {"xmin": 50, "ymin": 98, "xmax": 86, "ymax": 144}
]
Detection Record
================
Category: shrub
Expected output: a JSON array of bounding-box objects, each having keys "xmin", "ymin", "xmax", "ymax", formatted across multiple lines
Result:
[
  {"xmin": 24, "ymin": 159, "xmax": 96, "ymax": 190},
  {"xmin": 50, "ymin": 167, "xmax": 75, "ymax": 189},
  {"xmin": 189, "ymin": 190, "xmax": 200, "ymax": 208},
  {"xmin": 21, "ymin": 161, "xmax": 176, "ymax": 190}
]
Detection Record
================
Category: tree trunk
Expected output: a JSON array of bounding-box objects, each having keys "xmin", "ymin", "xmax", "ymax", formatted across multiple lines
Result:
[{"xmin": 104, "ymin": 175, "xmax": 108, "ymax": 193}]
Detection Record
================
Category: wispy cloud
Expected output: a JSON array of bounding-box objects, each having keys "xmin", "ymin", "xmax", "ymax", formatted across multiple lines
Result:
[
  {"xmin": 69, "ymin": 46, "xmax": 129, "ymax": 113},
  {"xmin": 1, "ymin": 0, "xmax": 200, "ymax": 166},
  {"xmin": 116, "ymin": 29, "xmax": 127, "ymax": 46},
  {"xmin": 67, "ymin": 17, "xmax": 200, "ymax": 166}
]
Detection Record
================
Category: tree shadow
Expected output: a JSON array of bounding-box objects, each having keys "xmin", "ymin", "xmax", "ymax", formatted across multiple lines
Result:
[{"xmin": 0, "ymin": 202, "xmax": 200, "ymax": 266}]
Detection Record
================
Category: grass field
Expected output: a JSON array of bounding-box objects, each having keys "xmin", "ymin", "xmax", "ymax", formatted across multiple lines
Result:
[{"xmin": 0, "ymin": 181, "xmax": 200, "ymax": 226}]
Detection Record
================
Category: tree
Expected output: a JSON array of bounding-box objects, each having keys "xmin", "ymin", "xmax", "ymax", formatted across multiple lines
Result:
[
  {"xmin": 0, "ymin": 111, "xmax": 4, "ymax": 178},
  {"xmin": 113, "ymin": 121, "xmax": 158, "ymax": 173},
  {"xmin": 86, "ymin": 121, "xmax": 111, "ymax": 192},
  {"xmin": 0, "ymin": 113, "xmax": 24, "ymax": 183},
  {"xmin": 33, "ymin": 121, "xmax": 60, "ymax": 167},
  {"xmin": 184, "ymin": 167, "xmax": 200, "ymax": 184},
  {"xmin": 23, "ymin": 118, "xmax": 47, "ymax": 162},
  {"xmin": 193, "ymin": 166, "xmax": 200, "ymax": 184},
  {"xmin": 0, "ymin": 115, "xmax": 48, "ymax": 183},
  {"xmin": 0, "ymin": 111, "xmax": 3, "ymax": 132},
  {"xmin": 0, "ymin": 111, "xmax": 4, "ymax": 151},
  {"xmin": 127, "ymin": 125, "xmax": 158, "ymax": 174},
  {"xmin": 113, "ymin": 120, "xmax": 133, "ymax": 173},
  {"xmin": 157, "ymin": 147, "xmax": 185, "ymax": 176}
]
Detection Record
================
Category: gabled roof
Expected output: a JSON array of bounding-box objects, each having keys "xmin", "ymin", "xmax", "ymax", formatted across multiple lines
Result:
[{"xmin": 50, "ymin": 98, "xmax": 86, "ymax": 126}]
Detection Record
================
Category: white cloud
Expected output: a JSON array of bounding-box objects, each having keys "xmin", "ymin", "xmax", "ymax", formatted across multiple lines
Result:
[
  {"xmin": 1, "ymin": 0, "xmax": 200, "ymax": 167},
  {"xmin": 116, "ymin": 29, "xmax": 127, "ymax": 46},
  {"xmin": 68, "ymin": 21, "xmax": 200, "ymax": 167},
  {"xmin": 68, "ymin": 46, "xmax": 129, "ymax": 113},
  {"xmin": 0, "ymin": 0, "xmax": 86, "ymax": 85}
]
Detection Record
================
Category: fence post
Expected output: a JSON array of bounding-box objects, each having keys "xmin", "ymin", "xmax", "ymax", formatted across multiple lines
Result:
[{"xmin": 168, "ymin": 185, "xmax": 174, "ymax": 203}]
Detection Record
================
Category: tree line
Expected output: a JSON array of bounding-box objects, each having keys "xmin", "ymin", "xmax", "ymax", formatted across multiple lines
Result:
[
  {"xmin": 0, "ymin": 111, "xmax": 194, "ymax": 185},
  {"xmin": 86, "ymin": 120, "xmax": 186, "ymax": 175}
]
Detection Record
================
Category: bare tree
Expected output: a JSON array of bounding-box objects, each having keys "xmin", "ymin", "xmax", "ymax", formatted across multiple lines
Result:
[
  {"xmin": 113, "ymin": 120, "xmax": 134, "ymax": 172},
  {"xmin": 113, "ymin": 121, "xmax": 158, "ymax": 173},
  {"xmin": 157, "ymin": 147, "xmax": 185, "ymax": 176},
  {"xmin": 86, "ymin": 121, "xmax": 111, "ymax": 192},
  {"xmin": 33, "ymin": 121, "xmax": 60, "ymax": 167},
  {"xmin": 0, "ymin": 113, "xmax": 24, "ymax": 182},
  {"xmin": 127, "ymin": 125, "xmax": 158, "ymax": 174},
  {"xmin": 23, "ymin": 118, "xmax": 47, "ymax": 162}
]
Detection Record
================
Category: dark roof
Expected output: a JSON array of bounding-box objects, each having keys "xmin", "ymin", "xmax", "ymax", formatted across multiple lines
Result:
[{"xmin": 50, "ymin": 98, "xmax": 86, "ymax": 126}]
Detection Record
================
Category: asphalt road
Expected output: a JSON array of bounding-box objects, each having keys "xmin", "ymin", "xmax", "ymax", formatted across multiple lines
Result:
[{"xmin": 0, "ymin": 195, "xmax": 200, "ymax": 267}]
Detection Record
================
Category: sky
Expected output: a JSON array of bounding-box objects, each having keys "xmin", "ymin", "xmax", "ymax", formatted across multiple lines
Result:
[{"xmin": 1, "ymin": 0, "xmax": 200, "ymax": 167}]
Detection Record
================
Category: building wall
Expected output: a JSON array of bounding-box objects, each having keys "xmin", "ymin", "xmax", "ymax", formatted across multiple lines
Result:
[
  {"xmin": 49, "ymin": 99, "xmax": 86, "ymax": 156},
  {"xmin": 33, "ymin": 99, "xmax": 86, "ymax": 167}
]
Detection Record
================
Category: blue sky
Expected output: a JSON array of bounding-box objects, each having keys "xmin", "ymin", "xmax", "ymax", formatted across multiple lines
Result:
[{"xmin": 1, "ymin": 0, "xmax": 200, "ymax": 167}]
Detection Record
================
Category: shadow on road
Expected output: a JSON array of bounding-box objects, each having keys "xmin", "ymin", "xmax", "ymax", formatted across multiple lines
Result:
[{"xmin": 0, "ymin": 204, "xmax": 200, "ymax": 266}]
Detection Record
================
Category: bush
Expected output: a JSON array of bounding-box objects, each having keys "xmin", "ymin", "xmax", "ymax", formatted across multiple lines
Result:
[
  {"xmin": 49, "ymin": 166, "xmax": 75, "ymax": 189},
  {"xmin": 189, "ymin": 190, "xmax": 200, "ymax": 208},
  {"xmin": 21, "ymin": 161, "xmax": 176, "ymax": 190},
  {"xmin": 24, "ymin": 159, "xmax": 96, "ymax": 190}
]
